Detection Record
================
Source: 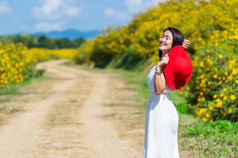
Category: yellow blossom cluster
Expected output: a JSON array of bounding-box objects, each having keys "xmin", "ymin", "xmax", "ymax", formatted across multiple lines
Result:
[
  {"xmin": 0, "ymin": 42, "xmax": 36, "ymax": 87},
  {"xmin": 28, "ymin": 48, "xmax": 78, "ymax": 61},
  {"xmin": 187, "ymin": 35, "xmax": 238, "ymax": 122},
  {"xmin": 74, "ymin": 0, "xmax": 237, "ymax": 67},
  {"xmin": 73, "ymin": 0, "xmax": 237, "ymax": 121},
  {"xmin": 0, "ymin": 43, "xmax": 78, "ymax": 88}
]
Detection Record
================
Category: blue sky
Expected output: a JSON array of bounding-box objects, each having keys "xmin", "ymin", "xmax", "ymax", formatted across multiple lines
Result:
[{"xmin": 0, "ymin": 0, "xmax": 165, "ymax": 35}]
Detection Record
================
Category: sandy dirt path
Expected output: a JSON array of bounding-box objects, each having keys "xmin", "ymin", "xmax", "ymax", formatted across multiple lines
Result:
[{"xmin": 0, "ymin": 60, "xmax": 144, "ymax": 158}]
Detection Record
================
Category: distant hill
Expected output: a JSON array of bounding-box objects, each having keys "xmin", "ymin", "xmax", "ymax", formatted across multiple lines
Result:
[{"xmin": 33, "ymin": 29, "xmax": 101, "ymax": 40}]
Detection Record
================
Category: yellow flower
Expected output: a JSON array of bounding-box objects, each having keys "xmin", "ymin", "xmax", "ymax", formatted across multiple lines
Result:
[
  {"xmin": 213, "ymin": 94, "xmax": 217, "ymax": 99},
  {"xmin": 202, "ymin": 117, "xmax": 207, "ymax": 122},
  {"xmin": 218, "ymin": 54, "xmax": 223, "ymax": 59},
  {"xmin": 228, "ymin": 109, "xmax": 232, "ymax": 114},
  {"xmin": 209, "ymin": 106, "xmax": 213, "ymax": 111},
  {"xmin": 223, "ymin": 96, "xmax": 227, "ymax": 101},
  {"xmin": 223, "ymin": 88, "xmax": 227, "ymax": 92},
  {"xmin": 232, "ymin": 69, "xmax": 238, "ymax": 75},
  {"xmin": 230, "ymin": 95, "xmax": 236, "ymax": 101},
  {"xmin": 216, "ymin": 100, "xmax": 222, "ymax": 108},
  {"xmin": 200, "ymin": 62, "xmax": 204, "ymax": 67},
  {"xmin": 206, "ymin": 113, "xmax": 210, "ymax": 118},
  {"xmin": 219, "ymin": 93, "xmax": 224, "ymax": 97},
  {"xmin": 186, "ymin": 87, "xmax": 190, "ymax": 91}
]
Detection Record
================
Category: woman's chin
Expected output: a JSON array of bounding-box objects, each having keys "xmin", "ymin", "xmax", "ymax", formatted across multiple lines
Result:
[{"xmin": 159, "ymin": 47, "xmax": 166, "ymax": 51}]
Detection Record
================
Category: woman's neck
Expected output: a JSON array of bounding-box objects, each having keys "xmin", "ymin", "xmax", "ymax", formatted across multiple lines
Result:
[{"xmin": 161, "ymin": 50, "xmax": 169, "ymax": 57}]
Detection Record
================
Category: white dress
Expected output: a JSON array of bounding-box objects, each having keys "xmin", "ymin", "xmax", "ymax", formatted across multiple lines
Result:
[{"xmin": 143, "ymin": 65, "xmax": 179, "ymax": 158}]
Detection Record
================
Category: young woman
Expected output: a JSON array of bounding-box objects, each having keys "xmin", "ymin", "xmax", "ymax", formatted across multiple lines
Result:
[{"xmin": 143, "ymin": 27, "xmax": 191, "ymax": 158}]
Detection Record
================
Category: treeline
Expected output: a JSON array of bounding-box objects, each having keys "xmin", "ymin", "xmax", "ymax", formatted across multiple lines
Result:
[{"xmin": 0, "ymin": 33, "xmax": 85, "ymax": 49}]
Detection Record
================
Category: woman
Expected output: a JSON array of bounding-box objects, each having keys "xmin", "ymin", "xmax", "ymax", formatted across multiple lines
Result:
[{"xmin": 143, "ymin": 27, "xmax": 191, "ymax": 158}]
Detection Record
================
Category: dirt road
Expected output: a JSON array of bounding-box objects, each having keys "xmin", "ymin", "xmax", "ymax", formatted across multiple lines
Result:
[{"xmin": 0, "ymin": 60, "xmax": 144, "ymax": 158}]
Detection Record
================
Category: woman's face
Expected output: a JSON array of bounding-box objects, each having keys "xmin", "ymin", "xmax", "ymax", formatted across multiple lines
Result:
[{"xmin": 159, "ymin": 30, "xmax": 173, "ymax": 53}]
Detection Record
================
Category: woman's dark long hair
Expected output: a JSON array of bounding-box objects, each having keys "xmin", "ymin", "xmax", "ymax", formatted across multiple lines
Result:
[{"xmin": 159, "ymin": 27, "xmax": 184, "ymax": 58}]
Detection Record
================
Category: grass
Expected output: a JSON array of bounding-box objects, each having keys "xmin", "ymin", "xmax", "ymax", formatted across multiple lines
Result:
[
  {"xmin": 179, "ymin": 119, "xmax": 238, "ymax": 157},
  {"xmin": 0, "ymin": 76, "xmax": 49, "ymax": 96}
]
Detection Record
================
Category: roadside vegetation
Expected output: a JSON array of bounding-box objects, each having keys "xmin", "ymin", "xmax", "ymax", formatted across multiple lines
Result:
[{"xmin": 0, "ymin": 0, "xmax": 237, "ymax": 157}]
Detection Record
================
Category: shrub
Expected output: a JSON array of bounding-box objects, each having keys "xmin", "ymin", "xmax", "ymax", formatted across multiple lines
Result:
[{"xmin": 186, "ymin": 29, "xmax": 238, "ymax": 122}]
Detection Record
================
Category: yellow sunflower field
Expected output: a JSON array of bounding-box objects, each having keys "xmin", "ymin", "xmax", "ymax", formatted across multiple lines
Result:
[
  {"xmin": 0, "ymin": 0, "xmax": 237, "ymax": 122},
  {"xmin": 74, "ymin": 0, "xmax": 238, "ymax": 121},
  {"xmin": 0, "ymin": 42, "xmax": 77, "ymax": 88}
]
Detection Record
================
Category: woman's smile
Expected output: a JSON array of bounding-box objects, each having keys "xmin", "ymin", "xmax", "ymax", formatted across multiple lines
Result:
[{"xmin": 159, "ymin": 42, "xmax": 166, "ymax": 46}]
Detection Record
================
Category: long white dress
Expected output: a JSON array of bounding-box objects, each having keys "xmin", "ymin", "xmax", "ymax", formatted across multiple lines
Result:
[{"xmin": 143, "ymin": 65, "xmax": 179, "ymax": 158}]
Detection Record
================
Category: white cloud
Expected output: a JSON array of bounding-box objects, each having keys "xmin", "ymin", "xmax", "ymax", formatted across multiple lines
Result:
[
  {"xmin": 41, "ymin": 0, "xmax": 63, "ymax": 14},
  {"xmin": 0, "ymin": 1, "xmax": 12, "ymax": 14},
  {"xmin": 35, "ymin": 22, "xmax": 63, "ymax": 32},
  {"xmin": 32, "ymin": 0, "xmax": 82, "ymax": 20},
  {"xmin": 124, "ymin": 0, "xmax": 167, "ymax": 13},
  {"xmin": 104, "ymin": 0, "xmax": 167, "ymax": 21},
  {"xmin": 104, "ymin": 8, "xmax": 131, "ymax": 21},
  {"xmin": 117, "ymin": 12, "xmax": 131, "ymax": 21},
  {"xmin": 124, "ymin": 0, "xmax": 142, "ymax": 7},
  {"xmin": 124, "ymin": 0, "xmax": 143, "ymax": 13},
  {"xmin": 67, "ymin": 7, "xmax": 80, "ymax": 16},
  {"xmin": 145, "ymin": 0, "xmax": 167, "ymax": 7},
  {"xmin": 104, "ymin": 8, "xmax": 116, "ymax": 17}
]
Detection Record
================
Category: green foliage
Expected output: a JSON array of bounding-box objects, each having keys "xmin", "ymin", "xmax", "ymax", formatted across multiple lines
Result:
[
  {"xmin": 186, "ymin": 120, "xmax": 238, "ymax": 136},
  {"xmin": 186, "ymin": 36, "xmax": 238, "ymax": 122},
  {"xmin": 181, "ymin": 120, "xmax": 238, "ymax": 157},
  {"xmin": 22, "ymin": 66, "xmax": 46, "ymax": 79},
  {"xmin": 0, "ymin": 34, "xmax": 85, "ymax": 49},
  {"xmin": 73, "ymin": 0, "xmax": 238, "ymax": 123},
  {"xmin": 106, "ymin": 48, "xmax": 148, "ymax": 71},
  {"xmin": 90, "ymin": 50, "xmax": 114, "ymax": 68}
]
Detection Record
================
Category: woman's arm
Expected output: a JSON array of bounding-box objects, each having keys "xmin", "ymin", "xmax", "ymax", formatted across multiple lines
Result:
[
  {"xmin": 154, "ymin": 66, "xmax": 166, "ymax": 95},
  {"xmin": 154, "ymin": 55, "xmax": 169, "ymax": 95},
  {"xmin": 154, "ymin": 39, "xmax": 189, "ymax": 95}
]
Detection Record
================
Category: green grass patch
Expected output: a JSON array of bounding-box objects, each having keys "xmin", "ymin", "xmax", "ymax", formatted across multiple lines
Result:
[
  {"xmin": 0, "ymin": 76, "xmax": 49, "ymax": 100},
  {"xmin": 179, "ymin": 119, "xmax": 238, "ymax": 157}
]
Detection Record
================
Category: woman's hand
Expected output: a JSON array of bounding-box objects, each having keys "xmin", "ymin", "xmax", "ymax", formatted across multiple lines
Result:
[
  {"xmin": 182, "ymin": 39, "xmax": 190, "ymax": 49},
  {"xmin": 157, "ymin": 54, "xmax": 169, "ymax": 68}
]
